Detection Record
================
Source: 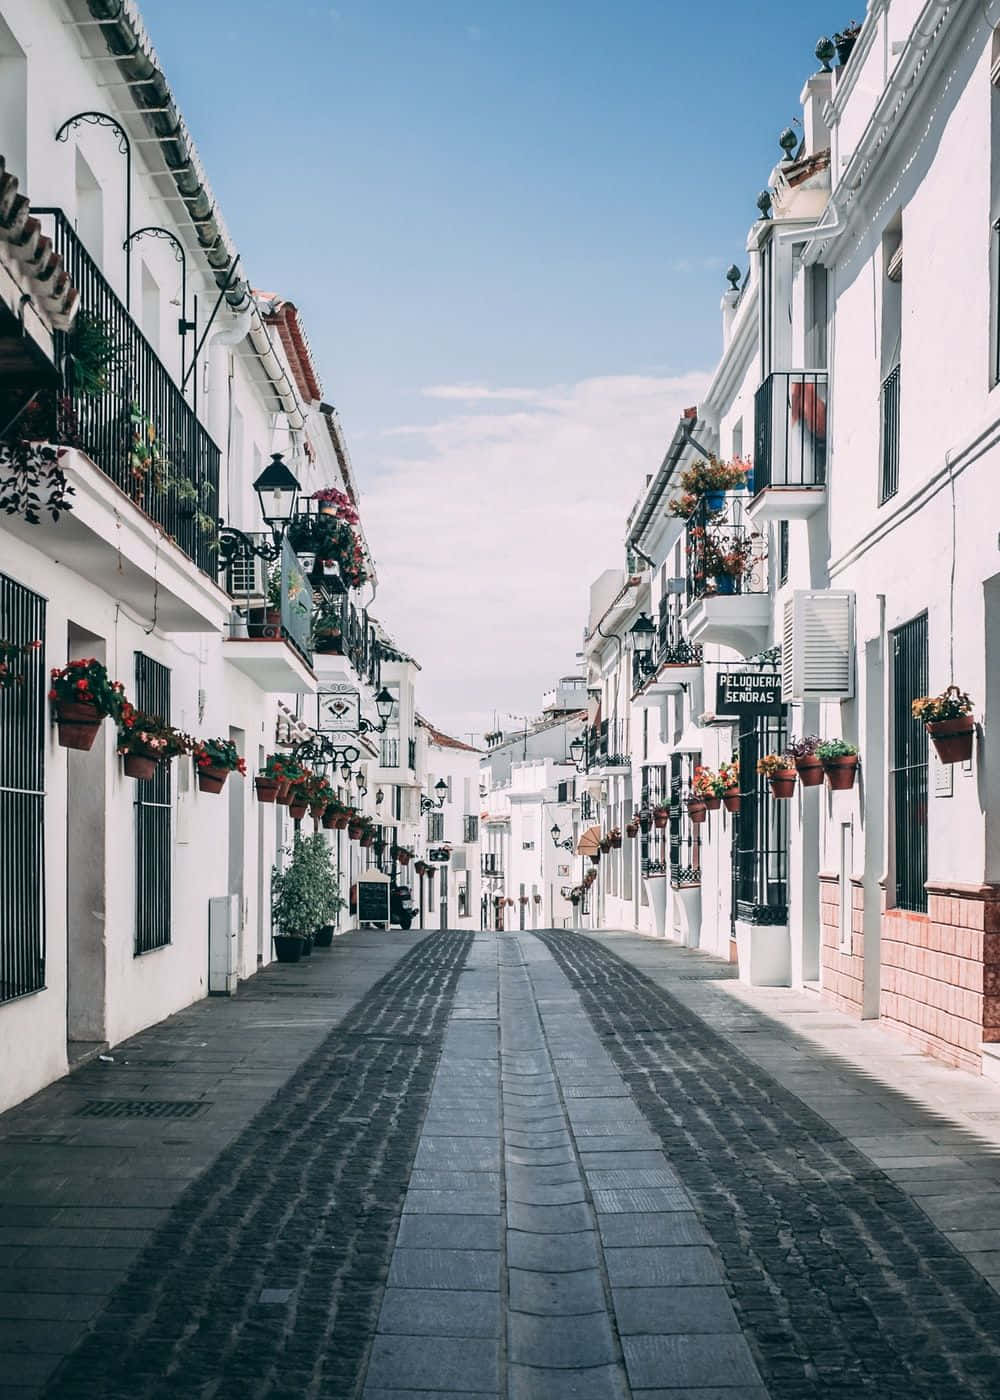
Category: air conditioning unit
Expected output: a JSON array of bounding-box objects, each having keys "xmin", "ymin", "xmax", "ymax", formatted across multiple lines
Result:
[
  {"xmin": 781, "ymin": 591, "xmax": 855, "ymax": 702},
  {"xmin": 225, "ymin": 552, "xmax": 268, "ymax": 601}
]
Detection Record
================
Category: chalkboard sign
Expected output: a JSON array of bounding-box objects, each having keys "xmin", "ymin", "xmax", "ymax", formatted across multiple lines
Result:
[{"xmin": 357, "ymin": 876, "xmax": 390, "ymax": 928}]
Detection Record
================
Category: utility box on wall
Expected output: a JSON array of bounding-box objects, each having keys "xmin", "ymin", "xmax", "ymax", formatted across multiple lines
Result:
[{"xmin": 208, "ymin": 895, "xmax": 239, "ymax": 996}]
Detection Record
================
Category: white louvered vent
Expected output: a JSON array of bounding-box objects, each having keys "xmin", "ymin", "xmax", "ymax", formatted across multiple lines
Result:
[
  {"xmin": 781, "ymin": 591, "xmax": 855, "ymax": 702},
  {"xmin": 226, "ymin": 553, "xmax": 267, "ymax": 600}
]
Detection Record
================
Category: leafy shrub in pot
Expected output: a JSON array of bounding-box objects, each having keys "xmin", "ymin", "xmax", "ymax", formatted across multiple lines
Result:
[
  {"xmin": 787, "ymin": 735, "xmax": 824, "ymax": 787},
  {"xmin": 816, "ymin": 738, "xmax": 859, "ymax": 791}
]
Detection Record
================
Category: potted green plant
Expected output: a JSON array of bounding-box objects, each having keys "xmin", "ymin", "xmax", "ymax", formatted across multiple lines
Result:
[
  {"xmin": 817, "ymin": 738, "xmax": 859, "ymax": 791},
  {"xmin": 266, "ymin": 754, "xmax": 304, "ymax": 805},
  {"xmin": 297, "ymin": 833, "xmax": 344, "ymax": 947},
  {"xmin": 912, "ymin": 688, "xmax": 975, "ymax": 765},
  {"xmin": 758, "ymin": 752, "xmax": 797, "ymax": 799},
  {"xmin": 192, "ymin": 736, "xmax": 246, "ymax": 794},
  {"xmin": 48, "ymin": 658, "xmax": 126, "ymax": 750},
  {"xmin": 271, "ymin": 836, "xmax": 323, "ymax": 963},
  {"xmin": 673, "ymin": 455, "xmax": 751, "ymax": 513},
  {"xmin": 312, "ymin": 599, "xmax": 344, "ymax": 654},
  {"xmin": 116, "ymin": 706, "xmax": 189, "ymax": 780},
  {"xmin": 788, "ymin": 735, "xmax": 824, "ymax": 788},
  {"xmin": 834, "ymin": 19, "xmax": 861, "ymax": 67},
  {"xmin": 653, "ymin": 804, "xmax": 669, "ymax": 830}
]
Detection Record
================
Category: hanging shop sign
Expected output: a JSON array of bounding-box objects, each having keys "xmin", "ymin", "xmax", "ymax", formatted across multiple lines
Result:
[
  {"xmin": 317, "ymin": 685, "xmax": 360, "ymax": 733},
  {"xmin": 715, "ymin": 668, "xmax": 784, "ymax": 716},
  {"xmin": 427, "ymin": 847, "xmax": 451, "ymax": 863}
]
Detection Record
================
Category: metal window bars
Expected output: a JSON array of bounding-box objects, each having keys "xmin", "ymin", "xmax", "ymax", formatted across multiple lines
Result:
[
  {"xmin": 753, "ymin": 370, "xmax": 828, "ymax": 492},
  {"xmin": 134, "ymin": 653, "xmax": 171, "ymax": 955},
  {"xmin": 880, "ymin": 364, "xmax": 901, "ymax": 504},
  {"xmin": 0, "ymin": 573, "xmax": 46, "ymax": 1003},
  {"xmin": 732, "ymin": 714, "xmax": 789, "ymax": 926},
  {"xmin": 891, "ymin": 614, "xmax": 929, "ymax": 912}
]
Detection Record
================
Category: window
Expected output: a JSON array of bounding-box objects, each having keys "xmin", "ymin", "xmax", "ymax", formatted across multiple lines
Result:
[
  {"xmin": 464, "ymin": 815, "xmax": 479, "ymax": 843},
  {"xmin": 427, "ymin": 811, "xmax": 444, "ymax": 842},
  {"xmin": 134, "ymin": 654, "xmax": 172, "ymax": 953},
  {"xmin": 640, "ymin": 764, "xmax": 668, "ymax": 875},
  {"xmin": 669, "ymin": 754, "xmax": 701, "ymax": 887},
  {"xmin": 879, "ymin": 217, "xmax": 902, "ymax": 503},
  {"xmin": 891, "ymin": 614, "xmax": 928, "ymax": 912},
  {"xmin": 732, "ymin": 419, "xmax": 743, "ymax": 460},
  {"xmin": 839, "ymin": 823, "xmax": 854, "ymax": 950},
  {"xmin": 0, "ymin": 574, "xmax": 46, "ymax": 1002},
  {"xmin": 779, "ymin": 521, "xmax": 789, "ymax": 584},
  {"xmin": 74, "ymin": 148, "xmax": 103, "ymax": 267},
  {"xmin": 733, "ymin": 715, "xmax": 788, "ymax": 925},
  {"xmin": 458, "ymin": 871, "xmax": 471, "ymax": 919}
]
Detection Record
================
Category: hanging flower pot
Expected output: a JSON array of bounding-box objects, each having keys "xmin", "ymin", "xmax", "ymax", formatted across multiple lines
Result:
[
  {"xmin": 309, "ymin": 801, "xmax": 326, "ymax": 823},
  {"xmin": 704, "ymin": 488, "xmax": 726, "ymax": 512},
  {"xmin": 255, "ymin": 775, "xmax": 280, "ymax": 803},
  {"xmin": 519, "ymin": 895, "xmax": 529, "ymax": 905},
  {"xmin": 599, "ymin": 837, "xmax": 611, "ymax": 854},
  {"xmin": 322, "ymin": 805, "xmax": 339, "ymax": 829},
  {"xmin": 360, "ymin": 834, "xmax": 375, "ymax": 848},
  {"xmin": 688, "ymin": 799, "xmax": 707, "ymax": 825},
  {"xmin": 54, "ymin": 699, "xmax": 103, "ymax": 751},
  {"xmin": 822, "ymin": 757, "xmax": 859, "ymax": 791},
  {"xmin": 533, "ymin": 894, "xmax": 542, "ymax": 904},
  {"xmin": 769, "ymin": 772, "xmax": 797, "ymax": 799},
  {"xmin": 589, "ymin": 853, "xmax": 600, "ymax": 866},
  {"xmin": 275, "ymin": 780, "xmax": 293, "ymax": 805},
  {"xmin": 288, "ymin": 800, "xmax": 309, "ymax": 821},
  {"xmin": 795, "ymin": 756, "xmax": 824, "ymax": 788},
  {"xmin": 626, "ymin": 821, "xmax": 639, "ymax": 838},
  {"xmin": 757, "ymin": 754, "xmax": 796, "ymax": 799},
  {"xmin": 926, "ymin": 716, "xmax": 975, "ymax": 764},
  {"xmin": 653, "ymin": 806, "xmax": 669, "ymax": 830},
  {"xmin": 197, "ymin": 766, "xmax": 229, "ymax": 794},
  {"xmin": 348, "ymin": 822, "xmax": 364, "ymax": 840},
  {"xmin": 415, "ymin": 860, "xmax": 427, "ymax": 876},
  {"xmin": 123, "ymin": 751, "xmax": 158, "ymax": 781},
  {"xmin": 722, "ymin": 789, "xmax": 741, "ymax": 814},
  {"xmin": 608, "ymin": 829, "xmax": 623, "ymax": 849},
  {"xmin": 703, "ymin": 794, "xmax": 721, "ymax": 812}
]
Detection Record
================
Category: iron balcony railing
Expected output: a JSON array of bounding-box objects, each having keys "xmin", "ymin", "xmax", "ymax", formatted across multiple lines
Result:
[
  {"xmin": 880, "ymin": 364, "xmax": 901, "ymax": 503},
  {"xmin": 590, "ymin": 718, "xmax": 629, "ymax": 768},
  {"xmin": 464, "ymin": 815, "xmax": 480, "ymax": 843},
  {"xmin": 685, "ymin": 496, "xmax": 767, "ymax": 602},
  {"xmin": 31, "ymin": 209, "xmax": 220, "ymax": 574},
  {"xmin": 311, "ymin": 593, "xmax": 380, "ymax": 685},
  {"xmin": 753, "ymin": 370, "xmax": 827, "ymax": 493},
  {"xmin": 224, "ymin": 537, "xmax": 313, "ymax": 666},
  {"xmin": 482, "ymin": 854, "xmax": 503, "ymax": 875},
  {"xmin": 408, "ymin": 737, "xmax": 417, "ymax": 771}
]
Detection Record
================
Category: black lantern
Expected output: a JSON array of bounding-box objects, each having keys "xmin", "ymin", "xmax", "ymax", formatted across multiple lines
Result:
[
  {"xmin": 340, "ymin": 760, "xmax": 353, "ymax": 784},
  {"xmin": 434, "ymin": 778, "xmax": 448, "ymax": 804},
  {"xmin": 550, "ymin": 822, "xmax": 573, "ymax": 852},
  {"xmin": 375, "ymin": 687, "xmax": 394, "ymax": 727},
  {"xmin": 630, "ymin": 612, "xmax": 656, "ymax": 658},
  {"xmin": 253, "ymin": 453, "xmax": 300, "ymax": 531},
  {"xmin": 569, "ymin": 735, "xmax": 584, "ymax": 765}
]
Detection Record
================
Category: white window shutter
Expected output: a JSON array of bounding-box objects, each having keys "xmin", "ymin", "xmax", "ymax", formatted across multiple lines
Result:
[{"xmin": 783, "ymin": 591, "xmax": 855, "ymax": 700}]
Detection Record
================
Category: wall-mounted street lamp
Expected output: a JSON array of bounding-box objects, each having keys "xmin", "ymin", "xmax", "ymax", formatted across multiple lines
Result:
[
  {"xmin": 292, "ymin": 733, "xmax": 360, "ymax": 780},
  {"xmin": 355, "ymin": 770, "xmax": 368, "ymax": 801},
  {"xmin": 550, "ymin": 823, "xmax": 574, "ymax": 852},
  {"xmin": 569, "ymin": 732, "xmax": 589, "ymax": 773},
  {"xmin": 217, "ymin": 454, "xmax": 302, "ymax": 567},
  {"xmin": 420, "ymin": 779, "xmax": 449, "ymax": 814},
  {"xmin": 630, "ymin": 611, "xmax": 656, "ymax": 677}
]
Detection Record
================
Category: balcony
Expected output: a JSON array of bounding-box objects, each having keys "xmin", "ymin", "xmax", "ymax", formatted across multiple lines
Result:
[
  {"xmin": 380, "ymin": 736, "xmax": 401, "ymax": 768},
  {"xmin": 311, "ymin": 594, "xmax": 382, "ymax": 689},
  {"xmin": 682, "ymin": 497, "xmax": 770, "ymax": 654},
  {"xmin": 634, "ymin": 599, "xmax": 703, "ymax": 700},
  {"xmin": 747, "ymin": 371, "xmax": 827, "ymax": 524},
  {"xmin": 1, "ymin": 210, "xmax": 229, "ymax": 632},
  {"xmin": 222, "ymin": 539, "xmax": 316, "ymax": 692},
  {"xmin": 482, "ymin": 854, "xmax": 504, "ymax": 877},
  {"xmin": 588, "ymin": 719, "xmax": 630, "ymax": 772}
]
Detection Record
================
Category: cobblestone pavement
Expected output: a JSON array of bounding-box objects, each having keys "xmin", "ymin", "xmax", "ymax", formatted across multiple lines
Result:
[
  {"xmin": 541, "ymin": 930, "xmax": 1000, "ymax": 1399},
  {"xmin": 8, "ymin": 929, "xmax": 1000, "ymax": 1398}
]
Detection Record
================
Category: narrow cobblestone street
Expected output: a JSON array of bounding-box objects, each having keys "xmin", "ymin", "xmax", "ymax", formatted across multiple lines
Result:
[{"xmin": 5, "ymin": 930, "xmax": 1000, "ymax": 1399}]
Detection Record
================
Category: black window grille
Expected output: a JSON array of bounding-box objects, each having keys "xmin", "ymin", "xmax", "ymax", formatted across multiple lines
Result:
[
  {"xmin": 640, "ymin": 764, "xmax": 668, "ymax": 875},
  {"xmin": 732, "ymin": 714, "xmax": 788, "ymax": 926},
  {"xmin": 427, "ymin": 811, "xmax": 444, "ymax": 842},
  {"xmin": 408, "ymin": 738, "xmax": 417, "ymax": 770},
  {"xmin": 0, "ymin": 574, "xmax": 46, "ymax": 1002},
  {"xmin": 134, "ymin": 654, "xmax": 171, "ymax": 954},
  {"xmin": 380, "ymin": 736, "xmax": 400, "ymax": 767},
  {"xmin": 463, "ymin": 815, "xmax": 479, "ymax": 843},
  {"xmin": 753, "ymin": 370, "xmax": 828, "ymax": 491},
  {"xmin": 557, "ymin": 781, "xmax": 568, "ymax": 803},
  {"xmin": 669, "ymin": 754, "xmax": 701, "ymax": 887},
  {"xmin": 779, "ymin": 521, "xmax": 789, "ymax": 584},
  {"xmin": 891, "ymin": 614, "xmax": 928, "ymax": 912},
  {"xmin": 880, "ymin": 364, "xmax": 901, "ymax": 503}
]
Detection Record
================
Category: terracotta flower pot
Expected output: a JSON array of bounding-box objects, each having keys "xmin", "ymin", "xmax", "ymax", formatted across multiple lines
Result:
[
  {"xmin": 349, "ymin": 823, "xmax": 363, "ymax": 840},
  {"xmin": 795, "ymin": 756, "xmax": 825, "ymax": 788},
  {"xmin": 197, "ymin": 766, "xmax": 229, "ymax": 794},
  {"xmin": 309, "ymin": 802, "xmax": 326, "ymax": 822},
  {"xmin": 688, "ymin": 801, "xmax": 707, "ymax": 825},
  {"xmin": 334, "ymin": 815, "xmax": 350, "ymax": 830},
  {"xmin": 360, "ymin": 835, "xmax": 374, "ymax": 848},
  {"xmin": 276, "ymin": 779, "xmax": 292, "ymax": 805},
  {"xmin": 823, "ymin": 756, "xmax": 859, "ymax": 791},
  {"xmin": 55, "ymin": 700, "xmax": 103, "ymax": 751},
  {"xmin": 123, "ymin": 752, "xmax": 158, "ymax": 781},
  {"xmin": 589, "ymin": 854, "xmax": 600, "ymax": 866},
  {"xmin": 322, "ymin": 807, "xmax": 338, "ymax": 829},
  {"xmin": 600, "ymin": 839, "xmax": 611, "ymax": 854},
  {"xmin": 722, "ymin": 789, "xmax": 741, "ymax": 814},
  {"xmin": 397, "ymin": 852, "xmax": 411, "ymax": 866},
  {"xmin": 255, "ymin": 776, "xmax": 280, "ymax": 803},
  {"xmin": 610, "ymin": 836, "xmax": 622, "ymax": 849},
  {"xmin": 769, "ymin": 772, "xmax": 797, "ymax": 799},
  {"xmin": 288, "ymin": 800, "xmax": 308, "ymax": 820},
  {"xmin": 926, "ymin": 716, "xmax": 975, "ymax": 765},
  {"xmin": 703, "ymin": 795, "xmax": 721, "ymax": 812},
  {"xmin": 653, "ymin": 811, "xmax": 668, "ymax": 830}
]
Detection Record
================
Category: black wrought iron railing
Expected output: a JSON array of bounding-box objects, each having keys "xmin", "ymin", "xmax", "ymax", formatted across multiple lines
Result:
[
  {"xmin": 686, "ymin": 496, "xmax": 767, "ymax": 602},
  {"xmin": 134, "ymin": 654, "xmax": 171, "ymax": 956},
  {"xmin": 753, "ymin": 370, "xmax": 827, "ymax": 493},
  {"xmin": 464, "ymin": 815, "xmax": 480, "ymax": 843},
  {"xmin": 732, "ymin": 715, "xmax": 788, "ymax": 926},
  {"xmin": 311, "ymin": 593, "xmax": 379, "ymax": 684},
  {"xmin": 669, "ymin": 755, "xmax": 701, "ymax": 889},
  {"xmin": 590, "ymin": 718, "xmax": 629, "ymax": 768},
  {"xmin": 880, "ymin": 364, "xmax": 900, "ymax": 503},
  {"xmin": 482, "ymin": 853, "xmax": 503, "ymax": 875},
  {"xmin": 31, "ymin": 209, "xmax": 220, "ymax": 573},
  {"xmin": 408, "ymin": 737, "xmax": 417, "ymax": 771}
]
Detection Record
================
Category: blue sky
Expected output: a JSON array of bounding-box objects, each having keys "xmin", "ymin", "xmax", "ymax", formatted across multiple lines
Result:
[{"xmin": 143, "ymin": 0, "xmax": 839, "ymax": 735}]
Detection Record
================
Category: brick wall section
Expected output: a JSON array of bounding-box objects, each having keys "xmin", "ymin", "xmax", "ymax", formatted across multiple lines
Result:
[
  {"xmin": 879, "ymin": 884, "xmax": 1000, "ymax": 1075},
  {"xmin": 818, "ymin": 875, "xmax": 864, "ymax": 1017}
]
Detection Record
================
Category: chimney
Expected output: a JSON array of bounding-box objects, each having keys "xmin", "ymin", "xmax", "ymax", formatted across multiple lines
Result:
[{"xmin": 800, "ymin": 71, "xmax": 832, "ymax": 157}]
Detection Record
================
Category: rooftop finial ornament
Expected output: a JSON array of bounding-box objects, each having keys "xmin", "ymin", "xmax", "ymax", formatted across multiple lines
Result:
[
  {"xmin": 756, "ymin": 189, "xmax": 772, "ymax": 220},
  {"xmin": 779, "ymin": 127, "xmax": 799, "ymax": 162},
  {"xmin": 725, "ymin": 264, "xmax": 742, "ymax": 291},
  {"xmin": 815, "ymin": 36, "xmax": 836, "ymax": 71}
]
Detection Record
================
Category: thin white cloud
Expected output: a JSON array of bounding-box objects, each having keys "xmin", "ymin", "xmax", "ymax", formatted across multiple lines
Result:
[
  {"xmin": 421, "ymin": 384, "xmax": 544, "ymax": 403},
  {"xmin": 361, "ymin": 370, "xmax": 711, "ymax": 739}
]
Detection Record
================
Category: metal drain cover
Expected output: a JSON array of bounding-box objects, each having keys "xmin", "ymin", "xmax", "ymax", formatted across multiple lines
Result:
[{"xmin": 75, "ymin": 1099, "xmax": 208, "ymax": 1120}]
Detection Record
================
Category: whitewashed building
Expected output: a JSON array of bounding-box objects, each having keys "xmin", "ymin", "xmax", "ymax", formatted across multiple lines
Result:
[
  {"xmin": 575, "ymin": 0, "xmax": 1000, "ymax": 1074},
  {"xmin": 0, "ymin": 0, "xmax": 428, "ymax": 1112}
]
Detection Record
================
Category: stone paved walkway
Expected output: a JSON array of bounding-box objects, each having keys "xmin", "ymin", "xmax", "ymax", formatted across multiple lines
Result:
[{"xmin": 5, "ymin": 929, "xmax": 1000, "ymax": 1398}]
